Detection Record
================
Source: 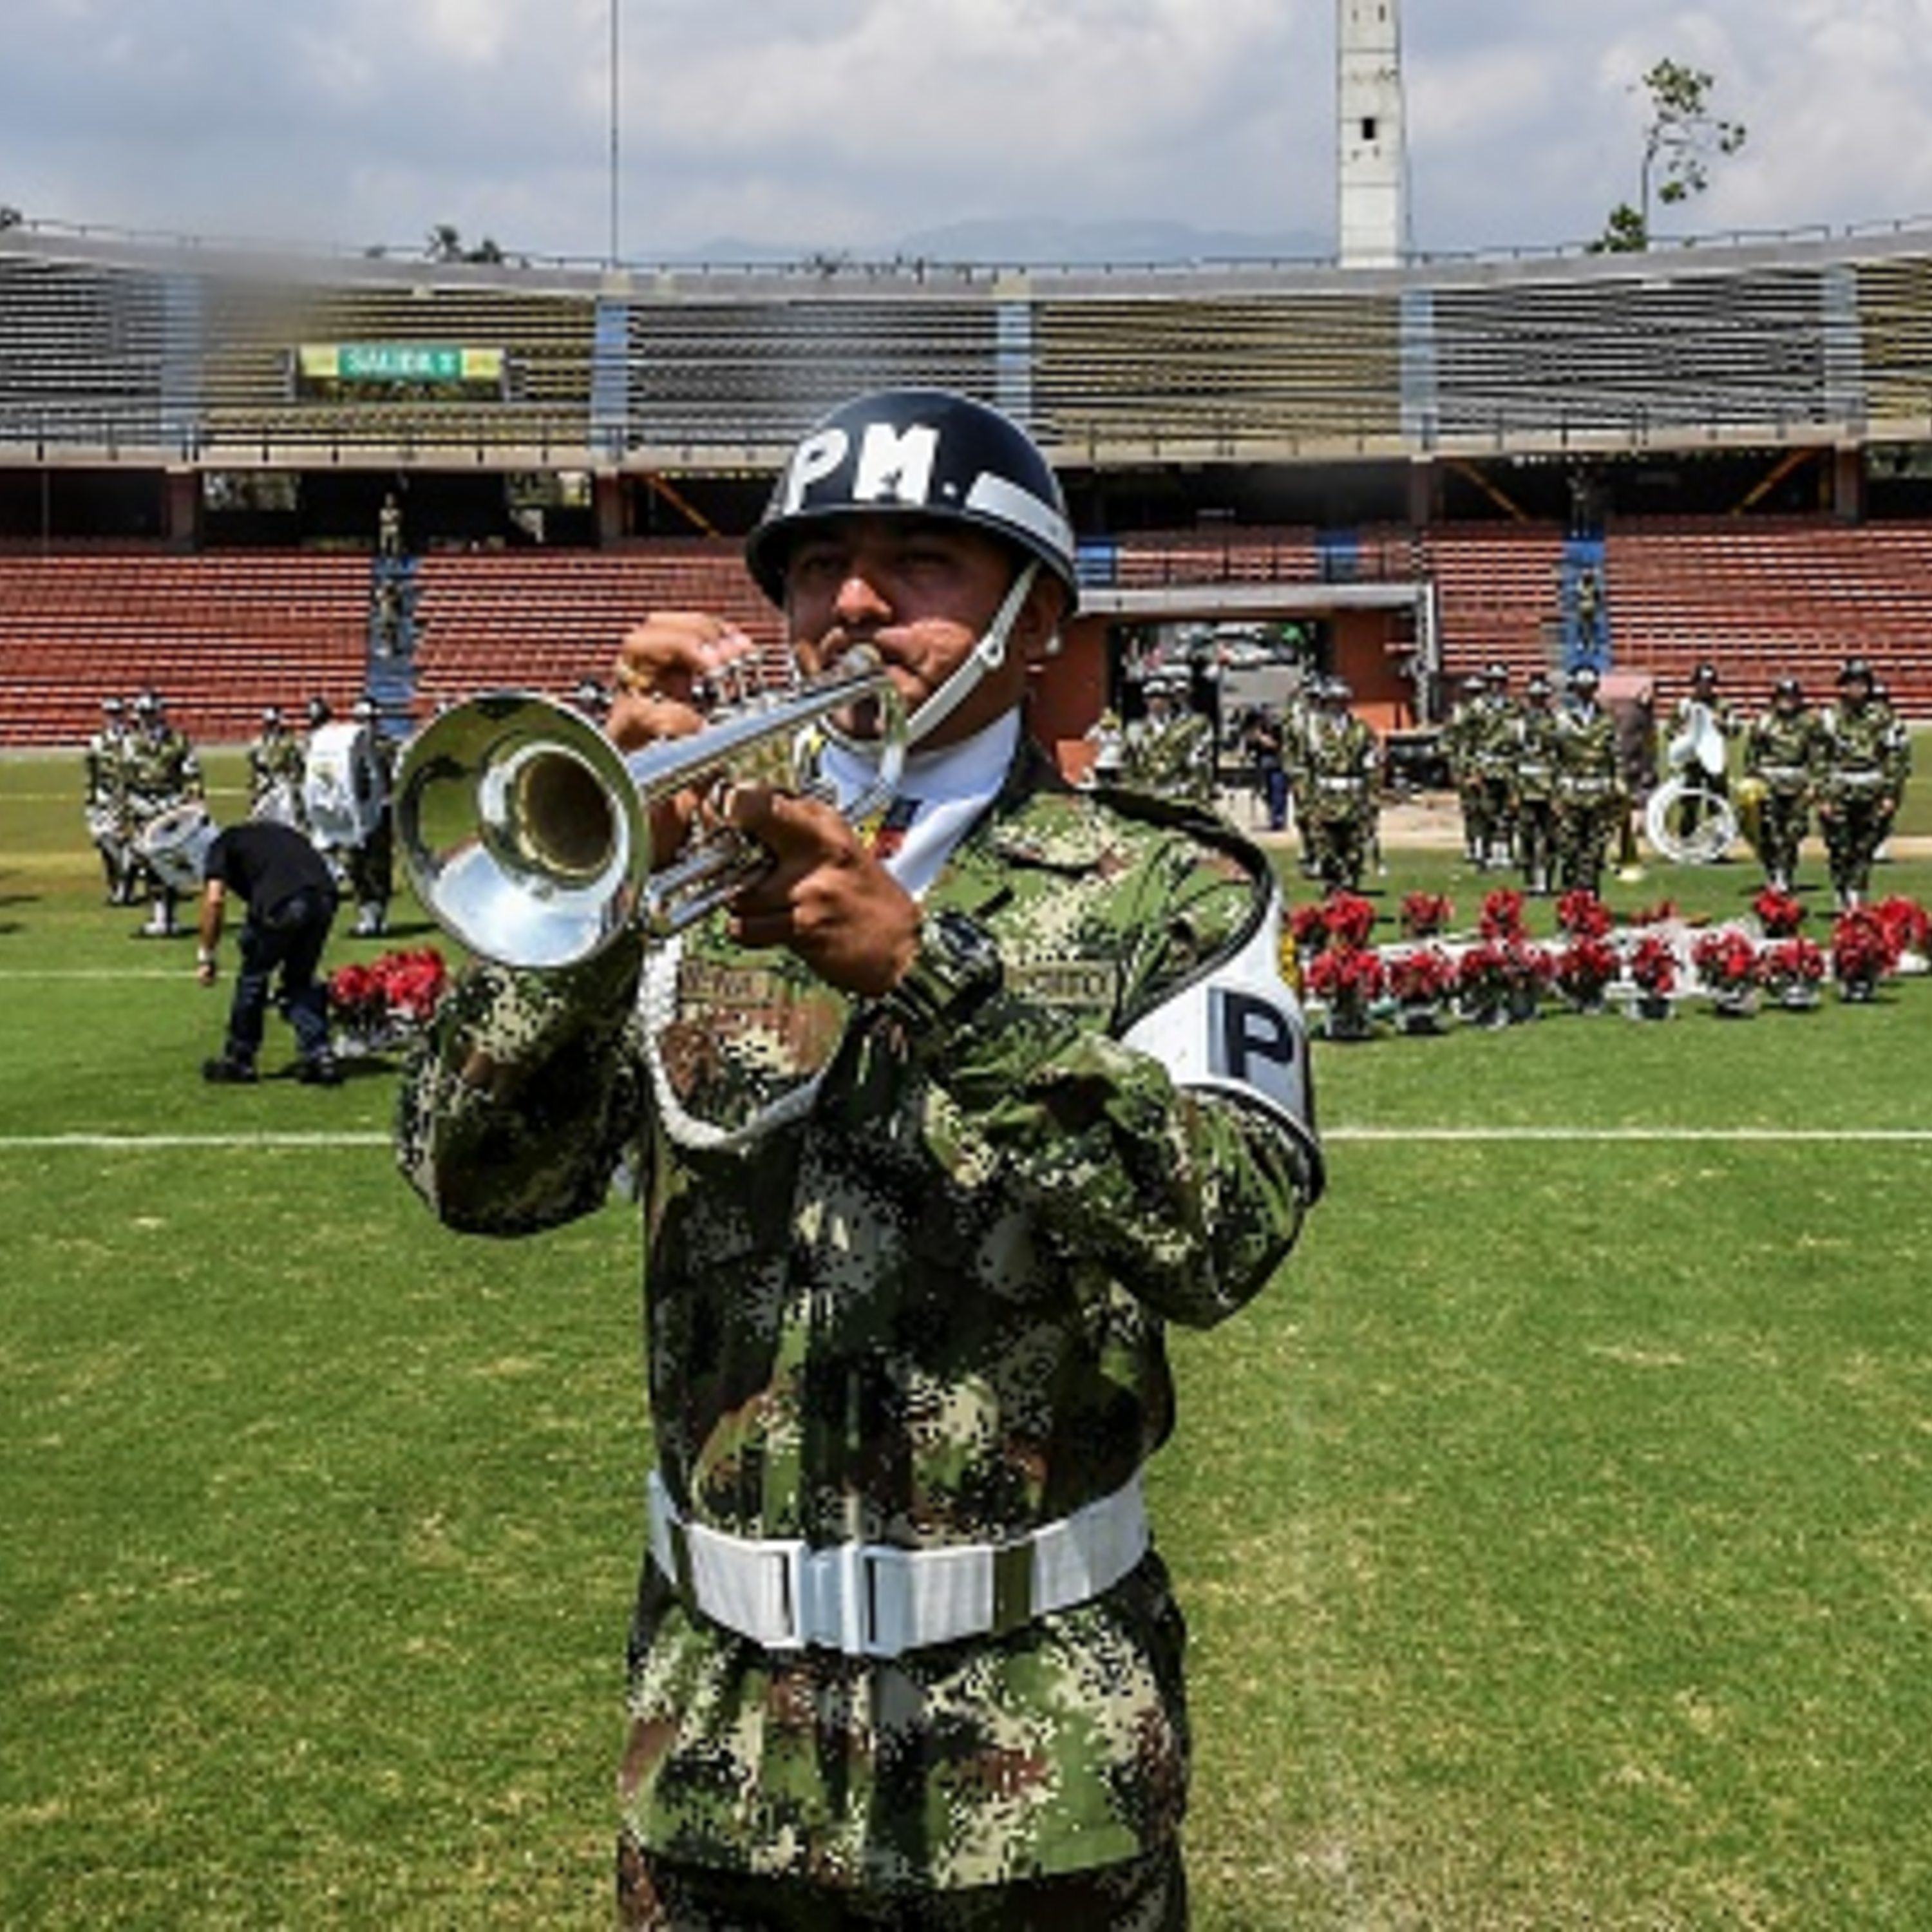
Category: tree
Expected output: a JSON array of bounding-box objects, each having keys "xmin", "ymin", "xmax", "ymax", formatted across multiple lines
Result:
[
  {"xmin": 423, "ymin": 223, "xmax": 506, "ymax": 265},
  {"xmin": 1591, "ymin": 58, "xmax": 1747, "ymax": 254}
]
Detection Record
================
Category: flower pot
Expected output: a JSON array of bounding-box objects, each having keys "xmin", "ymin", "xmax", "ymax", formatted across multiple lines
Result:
[
  {"xmin": 1710, "ymin": 989, "xmax": 1758, "ymax": 1018},
  {"xmin": 1323, "ymin": 1007, "xmax": 1376, "ymax": 1041},
  {"xmin": 1396, "ymin": 1001, "xmax": 1447, "ymax": 1036},
  {"xmin": 1629, "ymin": 990, "xmax": 1673, "ymax": 1021},
  {"xmin": 1837, "ymin": 976, "xmax": 1879, "ymax": 1005}
]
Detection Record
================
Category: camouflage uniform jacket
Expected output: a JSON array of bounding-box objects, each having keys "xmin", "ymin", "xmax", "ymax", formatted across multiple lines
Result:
[
  {"xmin": 120, "ymin": 726, "xmax": 204, "ymax": 817},
  {"xmin": 1303, "ymin": 712, "xmax": 1378, "ymax": 814},
  {"xmin": 396, "ymin": 738, "xmax": 1314, "ymax": 1894},
  {"xmin": 247, "ymin": 728, "xmax": 307, "ymax": 811},
  {"xmin": 1817, "ymin": 701, "xmax": 1903, "ymax": 799},
  {"xmin": 1121, "ymin": 709, "xmax": 1217, "ymax": 806},
  {"xmin": 1743, "ymin": 710, "xmax": 1823, "ymax": 795},
  {"xmin": 1472, "ymin": 695, "xmax": 1522, "ymax": 776},
  {"xmin": 83, "ymin": 728, "xmax": 127, "ymax": 813},
  {"xmin": 1553, "ymin": 705, "xmax": 1621, "ymax": 792},
  {"xmin": 1511, "ymin": 708, "xmax": 1561, "ymax": 803}
]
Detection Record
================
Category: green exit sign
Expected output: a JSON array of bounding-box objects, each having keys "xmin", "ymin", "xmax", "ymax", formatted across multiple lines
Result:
[
  {"xmin": 341, "ymin": 343, "xmax": 463, "ymax": 381},
  {"xmin": 296, "ymin": 343, "xmax": 505, "ymax": 384}
]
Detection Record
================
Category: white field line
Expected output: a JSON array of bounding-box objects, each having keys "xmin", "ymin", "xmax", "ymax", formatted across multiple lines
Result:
[
  {"xmin": 1, "ymin": 1126, "xmax": 1929, "ymax": 1153},
  {"xmin": 0, "ymin": 968, "xmax": 196, "ymax": 979},
  {"xmin": 1324, "ymin": 1125, "xmax": 1932, "ymax": 1143},
  {"xmin": 0, "ymin": 1132, "xmax": 392, "ymax": 1150}
]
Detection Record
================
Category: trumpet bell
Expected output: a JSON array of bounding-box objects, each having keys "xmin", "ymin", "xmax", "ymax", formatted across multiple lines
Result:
[
  {"xmin": 395, "ymin": 648, "xmax": 907, "ymax": 971},
  {"xmin": 398, "ymin": 692, "xmax": 646, "ymax": 969}
]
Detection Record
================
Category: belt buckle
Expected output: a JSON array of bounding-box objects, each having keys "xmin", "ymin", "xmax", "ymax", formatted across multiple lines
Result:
[
  {"xmin": 790, "ymin": 1542, "xmax": 923, "ymax": 1659},
  {"xmin": 790, "ymin": 1543, "xmax": 875, "ymax": 1657}
]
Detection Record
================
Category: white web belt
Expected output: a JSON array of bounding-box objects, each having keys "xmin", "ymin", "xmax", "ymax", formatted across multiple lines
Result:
[{"xmin": 647, "ymin": 1468, "xmax": 1149, "ymax": 1659}]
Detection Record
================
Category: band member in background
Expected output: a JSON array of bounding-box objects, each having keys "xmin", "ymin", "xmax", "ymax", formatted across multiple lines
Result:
[
  {"xmin": 1301, "ymin": 675, "xmax": 1380, "ymax": 891},
  {"xmin": 83, "ymin": 694, "xmax": 133, "ymax": 904},
  {"xmin": 1439, "ymin": 672, "xmax": 1489, "ymax": 866},
  {"xmin": 344, "ymin": 695, "xmax": 395, "ymax": 937},
  {"xmin": 1816, "ymin": 656, "xmax": 1904, "ymax": 908},
  {"xmin": 397, "ymin": 387, "xmax": 1321, "ymax": 1929},
  {"xmin": 1470, "ymin": 661, "xmax": 1520, "ymax": 869},
  {"xmin": 1666, "ymin": 660, "xmax": 1741, "ymax": 851},
  {"xmin": 1741, "ymin": 676, "xmax": 1822, "ymax": 893},
  {"xmin": 1552, "ymin": 663, "xmax": 1623, "ymax": 896},
  {"xmin": 1510, "ymin": 672, "xmax": 1561, "ymax": 895},
  {"xmin": 246, "ymin": 705, "xmax": 307, "ymax": 826},
  {"xmin": 122, "ymin": 690, "xmax": 205, "ymax": 938}
]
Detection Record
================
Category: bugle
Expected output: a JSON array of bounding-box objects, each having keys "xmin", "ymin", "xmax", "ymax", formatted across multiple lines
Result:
[{"xmin": 395, "ymin": 649, "xmax": 906, "ymax": 970}]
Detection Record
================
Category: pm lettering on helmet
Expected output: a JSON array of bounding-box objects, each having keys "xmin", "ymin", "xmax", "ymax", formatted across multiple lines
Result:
[
  {"xmin": 782, "ymin": 428, "xmax": 850, "ymax": 513},
  {"xmin": 852, "ymin": 422, "xmax": 939, "ymax": 507}
]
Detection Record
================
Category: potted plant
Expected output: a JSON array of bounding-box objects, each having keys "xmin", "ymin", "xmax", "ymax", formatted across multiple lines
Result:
[
  {"xmin": 1625, "ymin": 933, "xmax": 1678, "ymax": 1019},
  {"xmin": 1752, "ymin": 885, "xmax": 1806, "ymax": 938},
  {"xmin": 1757, "ymin": 934, "xmax": 1826, "ymax": 1010},
  {"xmin": 328, "ymin": 946, "xmax": 449, "ymax": 1056},
  {"xmin": 1304, "ymin": 943, "xmax": 1385, "ymax": 1041},
  {"xmin": 1553, "ymin": 935, "xmax": 1620, "ymax": 1014},
  {"xmin": 1872, "ymin": 895, "xmax": 1930, "ymax": 972},
  {"xmin": 1385, "ymin": 944, "xmax": 1457, "ymax": 1033},
  {"xmin": 1479, "ymin": 887, "xmax": 1528, "ymax": 943},
  {"xmin": 1555, "ymin": 887, "xmax": 1612, "ymax": 940},
  {"xmin": 1691, "ymin": 927, "xmax": 1762, "ymax": 1017},
  {"xmin": 1322, "ymin": 890, "xmax": 1379, "ymax": 951},
  {"xmin": 1830, "ymin": 907, "xmax": 1897, "ymax": 1003},
  {"xmin": 1455, "ymin": 938, "xmax": 1549, "ymax": 1027},
  {"xmin": 1399, "ymin": 891, "xmax": 1455, "ymax": 940}
]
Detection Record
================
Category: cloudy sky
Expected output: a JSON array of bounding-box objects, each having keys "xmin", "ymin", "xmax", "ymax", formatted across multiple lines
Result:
[{"xmin": 4, "ymin": 1, "xmax": 1931, "ymax": 263}]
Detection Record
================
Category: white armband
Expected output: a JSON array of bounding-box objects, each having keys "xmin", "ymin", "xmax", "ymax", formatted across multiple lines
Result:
[{"xmin": 1121, "ymin": 886, "xmax": 1324, "ymax": 1198}]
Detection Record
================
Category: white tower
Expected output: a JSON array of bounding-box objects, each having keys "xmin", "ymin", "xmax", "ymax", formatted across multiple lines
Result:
[{"xmin": 1337, "ymin": 0, "xmax": 1408, "ymax": 268}]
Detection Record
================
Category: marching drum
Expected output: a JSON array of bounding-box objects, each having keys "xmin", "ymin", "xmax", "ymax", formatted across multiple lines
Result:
[
  {"xmin": 137, "ymin": 800, "xmax": 219, "ymax": 892},
  {"xmin": 303, "ymin": 721, "xmax": 386, "ymax": 852}
]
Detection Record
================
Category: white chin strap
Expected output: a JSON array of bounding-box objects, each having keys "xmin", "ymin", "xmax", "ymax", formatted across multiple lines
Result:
[{"xmin": 900, "ymin": 561, "xmax": 1042, "ymax": 750}]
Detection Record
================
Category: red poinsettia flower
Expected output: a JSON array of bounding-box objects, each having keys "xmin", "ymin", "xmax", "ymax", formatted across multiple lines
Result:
[
  {"xmin": 1305, "ymin": 942, "xmax": 1387, "ymax": 1010},
  {"xmin": 1399, "ymin": 891, "xmax": 1455, "ymax": 940},
  {"xmin": 330, "ymin": 947, "xmax": 450, "ymax": 1033},
  {"xmin": 327, "ymin": 961, "xmax": 383, "ymax": 1025},
  {"xmin": 1322, "ymin": 891, "xmax": 1378, "ymax": 951},
  {"xmin": 1871, "ymin": 895, "xmax": 1931, "ymax": 959},
  {"xmin": 1479, "ymin": 888, "xmax": 1527, "ymax": 942},
  {"xmin": 1752, "ymin": 886, "xmax": 1806, "ymax": 938},
  {"xmin": 1555, "ymin": 888, "xmax": 1612, "ymax": 939},
  {"xmin": 1627, "ymin": 933, "xmax": 1678, "ymax": 994},
  {"xmin": 1757, "ymin": 936, "xmax": 1824, "ymax": 992},
  {"xmin": 1457, "ymin": 938, "xmax": 1551, "ymax": 1003},
  {"xmin": 1832, "ymin": 908, "xmax": 1899, "ymax": 986},
  {"xmin": 1289, "ymin": 900, "xmax": 1334, "ymax": 957},
  {"xmin": 1386, "ymin": 945, "xmax": 1456, "ymax": 1005},
  {"xmin": 1691, "ymin": 928, "xmax": 1760, "ymax": 994},
  {"xmin": 1554, "ymin": 936, "xmax": 1619, "ymax": 1003}
]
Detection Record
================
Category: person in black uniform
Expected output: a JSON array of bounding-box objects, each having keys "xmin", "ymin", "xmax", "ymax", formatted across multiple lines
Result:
[{"xmin": 194, "ymin": 819, "xmax": 343, "ymax": 1085}]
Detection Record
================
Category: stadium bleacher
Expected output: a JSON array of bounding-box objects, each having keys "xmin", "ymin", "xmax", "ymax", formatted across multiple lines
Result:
[{"xmin": 7, "ymin": 218, "xmax": 1932, "ymax": 743}]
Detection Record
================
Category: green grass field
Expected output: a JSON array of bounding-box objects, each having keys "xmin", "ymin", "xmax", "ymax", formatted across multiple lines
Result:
[{"xmin": 5, "ymin": 752, "xmax": 1931, "ymax": 1929}]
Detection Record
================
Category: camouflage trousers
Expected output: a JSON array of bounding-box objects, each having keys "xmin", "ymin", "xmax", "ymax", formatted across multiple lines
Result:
[
  {"xmin": 616, "ymin": 1838, "xmax": 1187, "ymax": 1930},
  {"xmin": 1821, "ymin": 792, "xmax": 1888, "ymax": 902},
  {"xmin": 1755, "ymin": 788, "xmax": 1810, "ymax": 886},
  {"xmin": 1554, "ymin": 794, "xmax": 1620, "ymax": 895},
  {"xmin": 1305, "ymin": 804, "xmax": 1372, "ymax": 891}
]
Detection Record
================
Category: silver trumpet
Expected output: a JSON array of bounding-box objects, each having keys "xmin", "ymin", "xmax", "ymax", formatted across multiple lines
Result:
[{"xmin": 395, "ymin": 648, "xmax": 906, "ymax": 969}]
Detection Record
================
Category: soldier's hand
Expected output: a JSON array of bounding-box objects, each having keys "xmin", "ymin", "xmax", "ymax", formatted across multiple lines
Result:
[
  {"xmin": 608, "ymin": 613, "xmax": 760, "ymax": 865},
  {"xmin": 721, "ymin": 785, "xmax": 920, "ymax": 998},
  {"xmin": 195, "ymin": 954, "xmax": 218, "ymax": 986}
]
